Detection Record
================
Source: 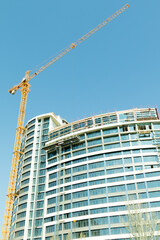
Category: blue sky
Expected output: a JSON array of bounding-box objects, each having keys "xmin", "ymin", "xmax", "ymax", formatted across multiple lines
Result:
[{"xmin": 1, "ymin": 0, "xmax": 160, "ymax": 232}]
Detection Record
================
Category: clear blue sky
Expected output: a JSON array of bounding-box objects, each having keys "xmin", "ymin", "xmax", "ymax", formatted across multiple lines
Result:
[{"xmin": 1, "ymin": 0, "xmax": 160, "ymax": 232}]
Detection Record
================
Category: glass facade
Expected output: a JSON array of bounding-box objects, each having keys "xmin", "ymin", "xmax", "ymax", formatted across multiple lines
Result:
[{"xmin": 9, "ymin": 108, "xmax": 160, "ymax": 240}]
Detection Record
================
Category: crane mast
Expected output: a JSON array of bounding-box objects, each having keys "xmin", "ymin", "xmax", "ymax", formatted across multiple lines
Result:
[
  {"xmin": 1, "ymin": 73, "xmax": 30, "ymax": 240},
  {"xmin": 1, "ymin": 4, "xmax": 129, "ymax": 240}
]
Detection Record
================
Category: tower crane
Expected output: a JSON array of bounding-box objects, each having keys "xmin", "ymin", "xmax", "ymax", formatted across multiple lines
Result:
[{"xmin": 1, "ymin": 4, "xmax": 129, "ymax": 240}]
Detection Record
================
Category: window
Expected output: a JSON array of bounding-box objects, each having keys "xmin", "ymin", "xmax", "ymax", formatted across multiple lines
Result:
[
  {"xmin": 49, "ymin": 172, "xmax": 57, "ymax": 180},
  {"xmin": 48, "ymin": 151, "xmax": 57, "ymax": 158},
  {"xmin": 65, "ymin": 177, "xmax": 71, "ymax": 183},
  {"xmin": 25, "ymin": 150, "xmax": 32, "ymax": 157},
  {"xmin": 143, "ymin": 156, "xmax": 158, "ymax": 163},
  {"xmin": 21, "ymin": 178, "xmax": 30, "ymax": 186},
  {"xmin": 108, "ymin": 185, "xmax": 125, "ymax": 193},
  {"xmin": 19, "ymin": 194, "xmax": 28, "ymax": 202},
  {"xmin": 89, "ymin": 179, "xmax": 105, "ymax": 186},
  {"xmin": 72, "ymin": 157, "xmax": 86, "ymax": 164},
  {"xmin": 38, "ymin": 184, "xmax": 45, "ymax": 192},
  {"xmin": 147, "ymin": 180, "xmax": 160, "ymax": 188},
  {"xmin": 120, "ymin": 126, "xmax": 128, "ymax": 132},
  {"xmin": 149, "ymin": 191, "xmax": 160, "ymax": 198},
  {"xmin": 135, "ymin": 166, "xmax": 143, "ymax": 171},
  {"xmin": 104, "ymin": 143, "xmax": 120, "ymax": 150},
  {"xmin": 73, "ymin": 200, "xmax": 88, "ymax": 208},
  {"xmin": 106, "ymin": 159, "xmax": 122, "ymax": 166},
  {"xmin": 127, "ymin": 183, "xmax": 136, "ymax": 191},
  {"xmin": 106, "ymin": 168, "xmax": 123, "ymax": 175},
  {"xmin": 16, "ymin": 220, "xmax": 25, "ymax": 228},
  {"xmin": 87, "ymin": 131, "xmax": 101, "ymax": 138},
  {"xmin": 65, "ymin": 168, "xmax": 71, "ymax": 175},
  {"xmin": 73, "ymin": 173, "xmax": 87, "ymax": 181},
  {"xmin": 107, "ymin": 176, "xmax": 124, "ymax": 183},
  {"xmin": 123, "ymin": 142, "xmax": 131, "ymax": 147},
  {"xmin": 35, "ymin": 218, "xmax": 43, "ymax": 227},
  {"xmin": 125, "ymin": 166, "xmax": 133, "ymax": 172},
  {"xmin": 137, "ymin": 182, "xmax": 146, "ymax": 189},
  {"xmin": 35, "ymin": 209, "xmax": 43, "ymax": 217},
  {"xmin": 23, "ymin": 163, "xmax": 31, "ymax": 171},
  {"xmin": 88, "ymin": 154, "xmax": 104, "ymax": 160},
  {"xmin": 90, "ymin": 197, "xmax": 107, "ymax": 205},
  {"xmin": 72, "ymin": 142, "xmax": 85, "ymax": 150},
  {"xmin": 90, "ymin": 187, "xmax": 106, "ymax": 196},
  {"xmin": 64, "ymin": 213, "xmax": 71, "ymax": 218},
  {"xmin": 36, "ymin": 201, "xmax": 44, "ymax": 208},
  {"xmin": 138, "ymin": 125, "xmax": 146, "ymax": 130},
  {"xmin": 124, "ymin": 158, "xmax": 132, "ymax": 164},
  {"xmin": 109, "ymin": 205, "xmax": 126, "ymax": 212},
  {"xmin": 73, "ymin": 231, "xmax": 89, "ymax": 239},
  {"xmin": 108, "ymin": 195, "xmax": 126, "ymax": 203},
  {"xmin": 65, "ymin": 185, "xmax": 71, "ymax": 191},
  {"xmin": 103, "ymin": 128, "xmax": 118, "ymax": 135},
  {"xmin": 47, "ymin": 207, "xmax": 55, "ymax": 214},
  {"xmin": 73, "ymin": 190, "xmax": 87, "ymax": 199},
  {"xmin": 73, "ymin": 149, "xmax": 86, "ymax": 156},
  {"xmin": 130, "ymin": 133, "xmax": 138, "ymax": 139},
  {"xmin": 73, "ymin": 219, "xmax": 88, "ymax": 228},
  {"xmin": 89, "ymin": 170, "xmax": 105, "ymax": 178},
  {"xmin": 91, "ymin": 228, "xmax": 109, "ymax": 236},
  {"xmin": 73, "ymin": 165, "xmax": 87, "ymax": 173},
  {"xmin": 88, "ymin": 146, "xmax": 103, "ymax": 153},
  {"xmin": 73, "ymin": 182, "xmax": 87, "ymax": 189},
  {"xmin": 138, "ymin": 192, "xmax": 147, "ymax": 199},
  {"xmin": 89, "ymin": 161, "xmax": 104, "ymax": 169},
  {"xmin": 121, "ymin": 134, "xmax": 129, "ymax": 141},
  {"xmin": 111, "ymin": 227, "xmax": 128, "ymax": 234},
  {"xmin": 46, "ymin": 189, "xmax": 56, "ymax": 196},
  {"xmin": 110, "ymin": 215, "xmax": 120, "ymax": 224},
  {"xmin": 90, "ymin": 207, "xmax": 107, "ymax": 214},
  {"xmin": 64, "ymin": 222, "xmax": 71, "ymax": 230},
  {"xmin": 126, "ymin": 175, "xmax": 134, "ymax": 180},
  {"xmin": 24, "ymin": 156, "xmax": 32, "ymax": 164},
  {"xmin": 104, "ymin": 136, "xmax": 119, "ymax": 143},
  {"xmin": 64, "ymin": 193, "xmax": 71, "ymax": 201},
  {"xmin": 72, "ymin": 210, "xmax": 88, "ymax": 217},
  {"xmin": 48, "ymin": 197, "xmax": 56, "ymax": 205},
  {"xmin": 145, "ymin": 171, "xmax": 160, "ymax": 178},
  {"xmin": 88, "ymin": 139, "xmax": 102, "ymax": 146},
  {"xmin": 17, "ymin": 211, "xmax": 26, "ymax": 219},
  {"xmin": 134, "ymin": 157, "xmax": 142, "ymax": 163},
  {"xmin": 34, "ymin": 228, "xmax": 42, "ymax": 236},
  {"xmin": 15, "ymin": 230, "xmax": 24, "ymax": 237},
  {"xmin": 37, "ymin": 192, "xmax": 44, "ymax": 200},
  {"xmin": 136, "ymin": 173, "xmax": 144, "ymax": 179},
  {"xmin": 39, "ymin": 169, "xmax": 46, "ymax": 176},
  {"xmin": 19, "ymin": 186, "xmax": 29, "ymax": 194},
  {"xmin": 46, "ymin": 225, "xmax": 54, "ymax": 233},
  {"xmin": 150, "ymin": 201, "xmax": 160, "ymax": 208},
  {"xmin": 18, "ymin": 203, "xmax": 27, "ymax": 211},
  {"xmin": 64, "ymin": 203, "xmax": 71, "ymax": 210},
  {"xmin": 153, "ymin": 124, "xmax": 160, "ymax": 130},
  {"xmin": 38, "ymin": 177, "xmax": 45, "ymax": 184}
]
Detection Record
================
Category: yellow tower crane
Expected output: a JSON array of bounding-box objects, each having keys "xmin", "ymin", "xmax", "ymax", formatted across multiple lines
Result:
[{"xmin": 1, "ymin": 4, "xmax": 129, "ymax": 240}]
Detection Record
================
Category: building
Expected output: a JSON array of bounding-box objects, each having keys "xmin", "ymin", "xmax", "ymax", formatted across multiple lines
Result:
[{"xmin": 9, "ymin": 108, "xmax": 160, "ymax": 240}]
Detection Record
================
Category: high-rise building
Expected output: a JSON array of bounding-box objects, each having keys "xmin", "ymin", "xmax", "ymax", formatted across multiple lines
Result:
[{"xmin": 9, "ymin": 108, "xmax": 160, "ymax": 240}]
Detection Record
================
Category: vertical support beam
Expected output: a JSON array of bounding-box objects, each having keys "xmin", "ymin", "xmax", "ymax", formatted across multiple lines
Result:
[{"xmin": 55, "ymin": 145, "xmax": 62, "ymax": 240}]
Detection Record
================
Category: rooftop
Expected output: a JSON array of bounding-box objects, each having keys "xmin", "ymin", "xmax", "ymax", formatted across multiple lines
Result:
[{"xmin": 48, "ymin": 108, "xmax": 159, "ymax": 141}]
